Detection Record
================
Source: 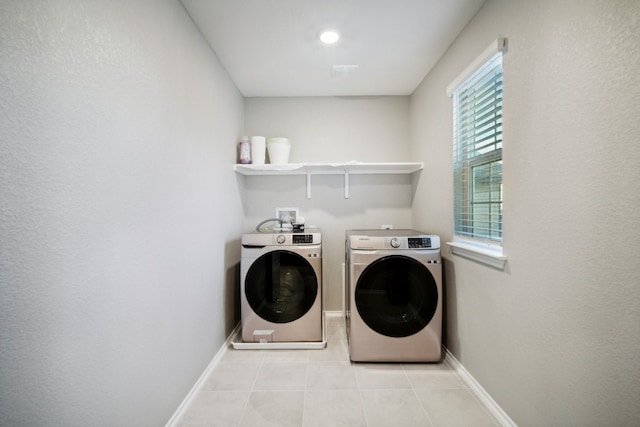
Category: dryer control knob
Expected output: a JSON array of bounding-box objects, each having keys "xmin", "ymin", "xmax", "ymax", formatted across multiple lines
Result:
[
  {"xmin": 276, "ymin": 235, "xmax": 286, "ymax": 244},
  {"xmin": 390, "ymin": 237, "xmax": 400, "ymax": 248}
]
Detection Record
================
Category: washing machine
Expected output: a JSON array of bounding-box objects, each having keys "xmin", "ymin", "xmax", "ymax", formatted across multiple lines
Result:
[
  {"xmin": 345, "ymin": 229, "xmax": 442, "ymax": 362},
  {"xmin": 241, "ymin": 230, "xmax": 322, "ymax": 343}
]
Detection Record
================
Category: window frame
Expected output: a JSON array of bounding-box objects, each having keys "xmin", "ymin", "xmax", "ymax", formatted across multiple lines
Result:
[{"xmin": 446, "ymin": 39, "xmax": 508, "ymax": 270}]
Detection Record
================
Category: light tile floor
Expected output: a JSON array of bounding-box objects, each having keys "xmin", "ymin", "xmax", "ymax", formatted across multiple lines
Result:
[{"xmin": 178, "ymin": 315, "xmax": 499, "ymax": 427}]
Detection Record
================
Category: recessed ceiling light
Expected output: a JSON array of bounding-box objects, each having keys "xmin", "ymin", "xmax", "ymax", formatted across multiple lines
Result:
[{"xmin": 319, "ymin": 30, "xmax": 340, "ymax": 45}]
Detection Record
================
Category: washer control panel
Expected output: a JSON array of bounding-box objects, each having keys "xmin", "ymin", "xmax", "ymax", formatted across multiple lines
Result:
[
  {"xmin": 242, "ymin": 231, "xmax": 322, "ymax": 246},
  {"xmin": 293, "ymin": 234, "xmax": 314, "ymax": 244}
]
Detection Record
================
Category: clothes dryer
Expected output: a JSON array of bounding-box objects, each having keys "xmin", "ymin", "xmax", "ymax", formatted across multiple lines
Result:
[
  {"xmin": 345, "ymin": 229, "xmax": 442, "ymax": 362},
  {"xmin": 241, "ymin": 231, "xmax": 322, "ymax": 343}
]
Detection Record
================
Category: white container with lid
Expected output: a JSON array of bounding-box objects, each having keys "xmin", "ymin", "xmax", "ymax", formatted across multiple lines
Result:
[{"xmin": 266, "ymin": 137, "xmax": 291, "ymax": 164}]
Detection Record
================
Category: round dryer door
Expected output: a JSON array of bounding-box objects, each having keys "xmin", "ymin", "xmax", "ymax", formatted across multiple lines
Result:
[
  {"xmin": 245, "ymin": 250, "xmax": 318, "ymax": 323},
  {"xmin": 355, "ymin": 255, "xmax": 438, "ymax": 338}
]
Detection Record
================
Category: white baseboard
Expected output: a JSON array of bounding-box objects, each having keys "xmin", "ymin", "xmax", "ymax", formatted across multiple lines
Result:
[
  {"xmin": 444, "ymin": 347, "xmax": 517, "ymax": 427},
  {"xmin": 165, "ymin": 323, "xmax": 241, "ymax": 427}
]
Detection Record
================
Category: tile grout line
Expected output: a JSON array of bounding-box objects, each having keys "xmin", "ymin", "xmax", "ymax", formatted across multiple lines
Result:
[
  {"xmin": 352, "ymin": 361, "xmax": 371, "ymax": 427},
  {"xmin": 301, "ymin": 354, "xmax": 311, "ymax": 427},
  {"xmin": 403, "ymin": 363, "xmax": 437, "ymax": 427},
  {"xmin": 236, "ymin": 351, "xmax": 266, "ymax": 426}
]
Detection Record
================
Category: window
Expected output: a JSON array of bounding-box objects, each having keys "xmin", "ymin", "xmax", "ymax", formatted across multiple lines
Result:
[{"xmin": 447, "ymin": 39, "xmax": 507, "ymax": 269}]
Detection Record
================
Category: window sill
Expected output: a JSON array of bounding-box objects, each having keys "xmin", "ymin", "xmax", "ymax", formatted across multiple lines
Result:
[{"xmin": 446, "ymin": 241, "xmax": 507, "ymax": 270}]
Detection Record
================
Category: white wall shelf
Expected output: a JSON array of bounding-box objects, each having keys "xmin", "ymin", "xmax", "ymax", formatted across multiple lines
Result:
[{"xmin": 233, "ymin": 162, "xmax": 423, "ymax": 198}]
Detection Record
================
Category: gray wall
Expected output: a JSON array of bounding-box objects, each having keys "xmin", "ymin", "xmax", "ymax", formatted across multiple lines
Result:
[
  {"xmin": 0, "ymin": 1, "xmax": 244, "ymax": 425},
  {"xmin": 244, "ymin": 96, "xmax": 415, "ymax": 311},
  {"xmin": 410, "ymin": 0, "xmax": 640, "ymax": 425},
  {"xmin": 3, "ymin": 0, "xmax": 640, "ymax": 426}
]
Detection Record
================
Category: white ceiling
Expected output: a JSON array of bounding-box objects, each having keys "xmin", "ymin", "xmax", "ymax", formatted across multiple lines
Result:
[{"xmin": 180, "ymin": 0, "xmax": 486, "ymax": 97}]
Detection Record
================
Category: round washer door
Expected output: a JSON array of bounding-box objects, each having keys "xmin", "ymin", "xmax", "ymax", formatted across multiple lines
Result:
[
  {"xmin": 245, "ymin": 250, "xmax": 318, "ymax": 323},
  {"xmin": 355, "ymin": 255, "xmax": 438, "ymax": 337}
]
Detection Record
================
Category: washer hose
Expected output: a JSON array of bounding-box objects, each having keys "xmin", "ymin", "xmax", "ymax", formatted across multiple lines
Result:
[{"xmin": 255, "ymin": 218, "xmax": 283, "ymax": 232}]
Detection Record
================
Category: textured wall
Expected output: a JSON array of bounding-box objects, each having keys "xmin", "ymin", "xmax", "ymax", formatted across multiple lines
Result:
[
  {"xmin": 244, "ymin": 96, "xmax": 414, "ymax": 311},
  {"xmin": 0, "ymin": 1, "xmax": 244, "ymax": 425},
  {"xmin": 410, "ymin": 0, "xmax": 640, "ymax": 425}
]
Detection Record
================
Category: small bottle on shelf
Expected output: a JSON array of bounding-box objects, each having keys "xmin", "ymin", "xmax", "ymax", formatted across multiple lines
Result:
[{"xmin": 238, "ymin": 136, "xmax": 251, "ymax": 164}]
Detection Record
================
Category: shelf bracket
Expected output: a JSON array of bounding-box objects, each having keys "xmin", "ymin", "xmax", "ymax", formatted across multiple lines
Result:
[
  {"xmin": 306, "ymin": 172, "xmax": 312, "ymax": 199},
  {"xmin": 344, "ymin": 171, "xmax": 350, "ymax": 199}
]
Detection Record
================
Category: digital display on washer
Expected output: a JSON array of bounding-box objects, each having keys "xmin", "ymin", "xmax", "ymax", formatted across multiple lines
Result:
[
  {"xmin": 293, "ymin": 234, "xmax": 313, "ymax": 244},
  {"xmin": 408, "ymin": 237, "xmax": 431, "ymax": 248}
]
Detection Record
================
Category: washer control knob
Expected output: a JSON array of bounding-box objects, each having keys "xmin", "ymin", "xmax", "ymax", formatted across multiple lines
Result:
[
  {"xmin": 276, "ymin": 234, "xmax": 286, "ymax": 244},
  {"xmin": 390, "ymin": 237, "xmax": 400, "ymax": 248}
]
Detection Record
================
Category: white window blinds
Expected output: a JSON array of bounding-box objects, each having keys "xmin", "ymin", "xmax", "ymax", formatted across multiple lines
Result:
[{"xmin": 449, "ymin": 40, "xmax": 505, "ymax": 244}]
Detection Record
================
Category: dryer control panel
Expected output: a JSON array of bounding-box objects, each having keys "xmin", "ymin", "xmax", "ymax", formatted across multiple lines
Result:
[
  {"xmin": 347, "ymin": 229, "xmax": 440, "ymax": 250},
  {"xmin": 408, "ymin": 237, "xmax": 432, "ymax": 248}
]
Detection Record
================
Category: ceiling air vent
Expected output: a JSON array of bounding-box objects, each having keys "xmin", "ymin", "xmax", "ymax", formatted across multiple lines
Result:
[{"xmin": 331, "ymin": 65, "xmax": 359, "ymax": 79}]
